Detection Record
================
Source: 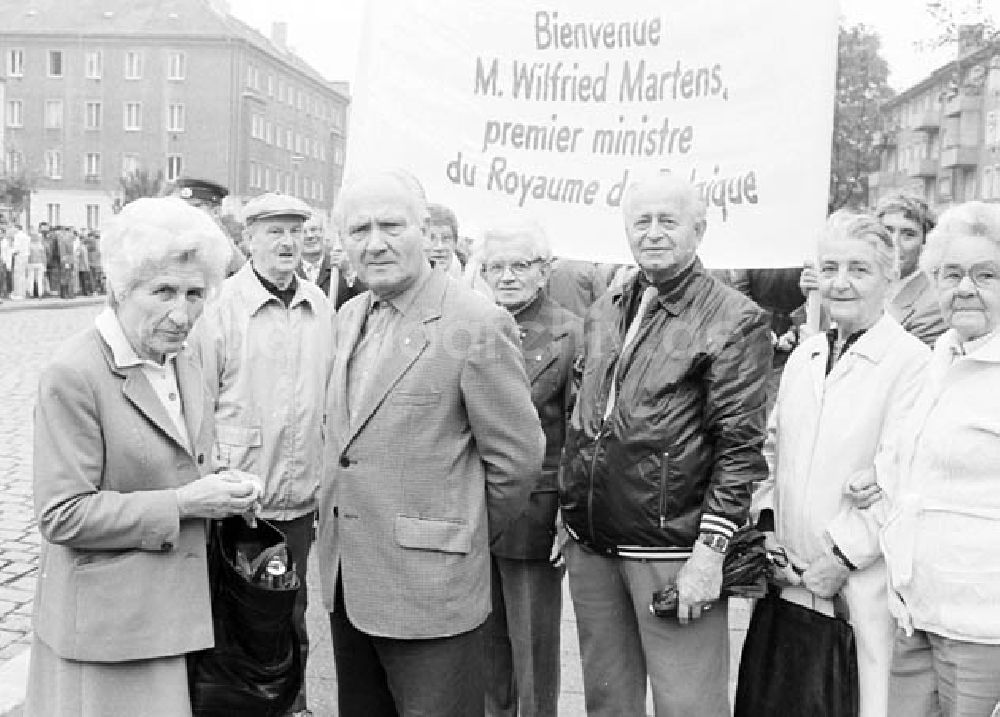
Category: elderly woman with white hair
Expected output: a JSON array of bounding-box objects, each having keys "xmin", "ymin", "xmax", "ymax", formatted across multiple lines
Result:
[
  {"xmin": 25, "ymin": 197, "xmax": 261, "ymax": 717},
  {"xmin": 752, "ymin": 210, "xmax": 930, "ymax": 717},
  {"xmin": 862, "ymin": 201, "xmax": 1000, "ymax": 717}
]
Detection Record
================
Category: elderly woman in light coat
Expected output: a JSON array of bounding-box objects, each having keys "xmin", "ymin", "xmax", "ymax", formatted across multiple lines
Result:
[
  {"xmin": 753, "ymin": 211, "xmax": 930, "ymax": 717},
  {"xmin": 25, "ymin": 197, "xmax": 261, "ymax": 717},
  {"xmin": 858, "ymin": 201, "xmax": 1000, "ymax": 717}
]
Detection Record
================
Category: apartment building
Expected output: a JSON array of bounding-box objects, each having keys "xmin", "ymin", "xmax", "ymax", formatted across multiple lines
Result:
[{"xmin": 0, "ymin": 0, "xmax": 349, "ymax": 229}]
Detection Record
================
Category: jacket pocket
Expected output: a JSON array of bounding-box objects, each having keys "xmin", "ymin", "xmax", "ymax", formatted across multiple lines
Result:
[
  {"xmin": 391, "ymin": 391, "xmax": 441, "ymax": 406},
  {"xmin": 394, "ymin": 514, "xmax": 472, "ymax": 554},
  {"xmin": 214, "ymin": 424, "xmax": 263, "ymax": 470}
]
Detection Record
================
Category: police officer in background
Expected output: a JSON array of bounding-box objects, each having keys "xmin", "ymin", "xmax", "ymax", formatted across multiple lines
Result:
[{"xmin": 166, "ymin": 177, "xmax": 246, "ymax": 276}]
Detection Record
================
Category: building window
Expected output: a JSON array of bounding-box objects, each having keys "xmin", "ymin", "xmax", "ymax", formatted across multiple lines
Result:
[
  {"xmin": 319, "ymin": 143, "xmax": 326, "ymax": 162},
  {"xmin": 166, "ymin": 154, "xmax": 182, "ymax": 181},
  {"xmin": 44, "ymin": 149, "xmax": 63, "ymax": 179},
  {"xmin": 44, "ymin": 99, "xmax": 64, "ymax": 129},
  {"xmin": 6, "ymin": 100, "xmax": 23, "ymax": 128},
  {"xmin": 85, "ymin": 51, "xmax": 102, "ymax": 79},
  {"xmin": 986, "ymin": 167, "xmax": 995, "ymax": 200},
  {"xmin": 47, "ymin": 203, "xmax": 61, "ymax": 225},
  {"xmin": 125, "ymin": 51, "xmax": 142, "ymax": 79},
  {"xmin": 319, "ymin": 182, "xmax": 324, "ymax": 202},
  {"xmin": 167, "ymin": 104, "xmax": 185, "ymax": 132},
  {"xmin": 987, "ymin": 111, "xmax": 999, "ymax": 147},
  {"xmin": 6, "ymin": 150, "xmax": 23, "ymax": 174},
  {"xmin": 121, "ymin": 154, "xmax": 139, "ymax": 176},
  {"xmin": 124, "ymin": 102, "xmax": 142, "ymax": 130},
  {"xmin": 994, "ymin": 164, "xmax": 1000, "ymax": 199},
  {"xmin": 84, "ymin": 152, "xmax": 101, "ymax": 180},
  {"xmin": 246, "ymin": 63, "xmax": 259, "ymax": 90},
  {"xmin": 285, "ymin": 128, "xmax": 293, "ymax": 149},
  {"xmin": 266, "ymin": 74, "xmax": 274, "ymax": 96},
  {"xmin": 167, "ymin": 52, "xmax": 185, "ymax": 80},
  {"xmin": 249, "ymin": 161, "xmax": 260, "ymax": 189},
  {"xmin": 85, "ymin": 101, "xmax": 102, "ymax": 129},
  {"xmin": 86, "ymin": 204, "xmax": 100, "ymax": 230},
  {"xmin": 266, "ymin": 121, "xmax": 275, "ymax": 145},
  {"xmin": 48, "ymin": 50, "xmax": 63, "ymax": 77},
  {"xmin": 7, "ymin": 49, "xmax": 24, "ymax": 77},
  {"xmin": 264, "ymin": 166, "xmax": 272, "ymax": 190}
]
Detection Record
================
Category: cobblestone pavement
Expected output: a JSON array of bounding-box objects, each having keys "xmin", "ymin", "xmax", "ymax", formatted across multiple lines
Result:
[{"xmin": 0, "ymin": 305, "xmax": 102, "ymax": 662}]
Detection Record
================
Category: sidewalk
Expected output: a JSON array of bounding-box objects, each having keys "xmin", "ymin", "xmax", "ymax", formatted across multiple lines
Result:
[{"xmin": 0, "ymin": 295, "xmax": 105, "ymax": 314}]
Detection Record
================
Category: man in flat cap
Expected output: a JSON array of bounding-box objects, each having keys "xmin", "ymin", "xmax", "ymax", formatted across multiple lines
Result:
[
  {"xmin": 168, "ymin": 177, "xmax": 246, "ymax": 276},
  {"xmin": 190, "ymin": 192, "xmax": 333, "ymax": 717}
]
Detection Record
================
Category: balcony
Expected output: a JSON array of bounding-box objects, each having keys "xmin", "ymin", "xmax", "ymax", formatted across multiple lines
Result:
[
  {"xmin": 940, "ymin": 146, "xmax": 979, "ymax": 168},
  {"xmin": 914, "ymin": 111, "xmax": 941, "ymax": 132},
  {"xmin": 944, "ymin": 92, "xmax": 981, "ymax": 117},
  {"xmin": 910, "ymin": 159, "xmax": 939, "ymax": 178}
]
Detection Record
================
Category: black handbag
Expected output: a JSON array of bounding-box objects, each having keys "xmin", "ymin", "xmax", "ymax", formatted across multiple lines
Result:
[
  {"xmin": 187, "ymin": 516, "xmax": 302, "ymax": 717},
  {"xmin": 734, "ymin": 591, "xmax": 859, "ymax": 717}
]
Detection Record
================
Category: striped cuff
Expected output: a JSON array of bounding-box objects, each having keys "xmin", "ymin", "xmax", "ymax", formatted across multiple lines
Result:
[{"xmin": 699, "ymin": 514, "xmax": 737, "ymax": 540}]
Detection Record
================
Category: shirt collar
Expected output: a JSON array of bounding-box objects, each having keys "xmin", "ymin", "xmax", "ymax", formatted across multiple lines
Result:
[
  {"xmin": 235, "ymin": 262, "xmax": 317, "ymax": 316},
  {"xmin": 375, "ymin": 267, "xmax": 433, "ymax": 317},
  {"xmin": 95, "ymin": 306, "xmax": 177, "ymax": 371}
]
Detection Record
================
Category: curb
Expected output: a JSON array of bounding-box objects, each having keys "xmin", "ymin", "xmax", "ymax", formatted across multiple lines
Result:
[
  {"xmin": 0, "ymin": 645, "xmax": 29, "ymax": 716},
  {"xmin": 0, "ymin": 296, "xmax": 105, "ymax": 314}
]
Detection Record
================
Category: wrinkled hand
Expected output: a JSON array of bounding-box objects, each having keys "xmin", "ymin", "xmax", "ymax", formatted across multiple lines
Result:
[
  {"xmin": 676, "ymin": 541, "xmax": 724, "ymax": 625},
  {"xmin": 764, "ymin": 532, "xmax": 806, "ymax": 588},
  {"xmin": 176, "ymin": 472, "xmax": 259, "ymax": 520},
  {"xmin": 802, "ymin": 552, "xmax": 850, "ymax": 599},
  {"xmin": 845, "ymin": 470, "xmax": 883, "ymax": 510},
  {"xmin": 775, "ymin": 328, "xmax": 799, "ymax": 353},
  {"xmin": 799, "ymin": 263, "xmax": 819, "ymax": 293}
]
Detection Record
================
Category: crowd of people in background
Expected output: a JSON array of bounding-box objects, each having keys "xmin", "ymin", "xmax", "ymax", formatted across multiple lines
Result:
[
  {"xmin": 0, "ymin": 220, "xmax": 104, "ymax": 302},
  {"xmin": 21, "ymin": 167, "xmax": 1000, "ymax": 717}
]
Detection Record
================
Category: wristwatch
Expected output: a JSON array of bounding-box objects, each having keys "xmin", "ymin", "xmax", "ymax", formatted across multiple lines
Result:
[{"xmin": 697, "ymin": 532, "xmax": 729, "ymax": 554}]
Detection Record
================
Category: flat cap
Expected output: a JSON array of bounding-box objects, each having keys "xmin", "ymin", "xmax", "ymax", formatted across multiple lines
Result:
[
  {"xmin": 242, "ymin": 193, "xmax": 312, "ymax": 224},
  {"xmin": 170, "ymin": 177, "xmax": 229, "ymax": 205}
]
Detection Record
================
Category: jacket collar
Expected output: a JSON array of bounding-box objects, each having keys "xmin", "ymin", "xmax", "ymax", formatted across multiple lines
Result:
[
  {"xmin": 936, "ymin": 327, "xmax": 1000, "ymax": 364},
  {"xmin": 232, "ymin": 261, "xmax": 319, "ymax": 316},
  {"xmin": 613, "ymin": 258, "xmax": 704, "ymax": 318}
]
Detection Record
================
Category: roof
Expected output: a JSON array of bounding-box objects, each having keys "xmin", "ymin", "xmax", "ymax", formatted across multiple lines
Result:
[
  {"xmin": 884, "ymin": 42, "xmax": 998, "ymax": 110},
  {"xmin": 0, "ymin": 0, "xmax": 349, "ymax": 97}
]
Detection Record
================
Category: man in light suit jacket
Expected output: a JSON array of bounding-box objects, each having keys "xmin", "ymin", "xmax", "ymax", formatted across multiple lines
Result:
[{"xmin": 318, "ymin": 169, "xmax": 544, "ymax": 717}]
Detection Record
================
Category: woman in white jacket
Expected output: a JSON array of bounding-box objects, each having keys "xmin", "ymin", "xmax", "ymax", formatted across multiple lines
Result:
[
  {"xmin": 865, "ymin": 201, "xmax": 1000, "ymax": 717},
  {"xmin": 754, "ymin": 210, "xmax": 930, "ymax": 717}
]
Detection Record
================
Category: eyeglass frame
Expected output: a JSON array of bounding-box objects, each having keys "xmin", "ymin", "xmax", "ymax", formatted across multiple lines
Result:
[
  {"xmin": 481, "ymin": 257, "xmax": 548, "ymax": 278},
  {"xmin": 933, "ymin": 261, "xmax": 1000, "ymax": 290}
]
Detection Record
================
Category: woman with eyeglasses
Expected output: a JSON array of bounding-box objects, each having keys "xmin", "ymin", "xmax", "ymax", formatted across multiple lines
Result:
[{"xmin": 861, "ymin": 201, "xmax": 1000, "ymax": 716}]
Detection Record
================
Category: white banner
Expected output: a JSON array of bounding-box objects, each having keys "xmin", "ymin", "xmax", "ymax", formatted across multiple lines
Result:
[{"xmin": 347, "ymin": 0, "xmax": 839, "ymax": 267}]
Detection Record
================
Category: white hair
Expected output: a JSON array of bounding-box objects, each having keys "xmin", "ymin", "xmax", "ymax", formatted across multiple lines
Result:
[
  {"xmin": 921, "ymin": 201, "xmax": 1000, "ymax": 276},
  {"xmin": 621, "ymin": 170, "xmax": 707, "ymax": 225},
  {"xmin": 817, "ymin": 209, "xmax": 896, "ymax": 281},
  {"xmin": 102, "ymin": 196, "xmax": 231, "ymax": 300},
  {"xmin": 335, "ymin": 168, "xmax": 428, "ymax": 233},
  {"xmin": 477, "ymin": 216, "xmax": 552, "ymax": 263}
]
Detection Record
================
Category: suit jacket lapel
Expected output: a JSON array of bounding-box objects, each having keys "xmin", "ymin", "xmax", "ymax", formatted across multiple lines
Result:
[
  {"xmin": 121, "ymin": 368, "xmax": 190, "ymax": 454},
  {"xmin": 808, "ymin": 339, "xmax": 829, "ymax": 402},
  {"xmin": 335, "ymin": 294, "xmax": 369, "ymax": 446},
  {"xmin": 174, "ymin": 348, "xmax": 204, "ymax": 456}
]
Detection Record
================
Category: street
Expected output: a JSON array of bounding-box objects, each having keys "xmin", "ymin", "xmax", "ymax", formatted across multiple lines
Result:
[{"xmin": 0, "ymin": 303, "xmax": 748, "ymax": 715}]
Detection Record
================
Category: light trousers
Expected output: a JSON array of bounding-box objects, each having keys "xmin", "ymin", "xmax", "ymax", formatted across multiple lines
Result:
[{"xmin": 565, "ymin": 539, "xmax": 730, "ymax": 717}]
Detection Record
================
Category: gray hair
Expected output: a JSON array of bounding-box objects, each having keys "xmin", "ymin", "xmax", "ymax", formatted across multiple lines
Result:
[
  {"xmin": 478, "ymin": 216, "xmax": 552, "ymax": 263},
  {"xmin": 817, "ymin": 209, "xmax": 896, "ymax": 281},
  {"xmin": 335, "ymin": 168, "xmax": 428, "ymax": 232},
  {"xmin": 102, "ymin": 197, "xmax": 231, "ymax": 301},
  {"xmin": 921, "ymin": 201, "xmax": 1000, "ymax": 275},
  {"xmin": 621, "ymin": 170, "xmax": 707, "ymax": 225}
]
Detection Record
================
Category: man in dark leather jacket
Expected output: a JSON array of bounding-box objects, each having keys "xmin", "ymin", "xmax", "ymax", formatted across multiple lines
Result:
[{"xmin": 559, "ymin": 172, "xmax": 772, "ymax": 716}]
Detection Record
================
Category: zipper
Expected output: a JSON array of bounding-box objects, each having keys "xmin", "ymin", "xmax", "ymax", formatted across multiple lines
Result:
[{"xmin": 658, "ymin": 451, "xmax": 670, "ymax": 529}]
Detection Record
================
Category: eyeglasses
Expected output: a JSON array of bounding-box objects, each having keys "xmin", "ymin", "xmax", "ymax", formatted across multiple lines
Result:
[
  {"xmin": 483, "ymin": 259, "xmax": 545, "ymax": 278},
  {"xmin": 935, "ymin": 262, "xmax": 1000, "ymax": 290}
]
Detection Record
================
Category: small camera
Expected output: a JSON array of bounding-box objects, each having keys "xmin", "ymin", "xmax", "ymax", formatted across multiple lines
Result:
[{"xmin": 649, "ymin": 584, "xmax": 679, "ymax": 618}]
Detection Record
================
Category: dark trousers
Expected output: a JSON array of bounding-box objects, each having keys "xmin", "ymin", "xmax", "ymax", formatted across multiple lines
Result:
[
  {"xmin": 268, "ymin": 513, "xmax": 314, "ymax": 714},
  {"xmin": 78, "ymin": 270, "xmax": 93, "ymax": 296},
  {"xmin": 330, "ymin": 574, "xmax": 486, "ymax": 717},
  {"xmin": 485, "ymin": 555, "xmax": 563, "ymax": 717}
]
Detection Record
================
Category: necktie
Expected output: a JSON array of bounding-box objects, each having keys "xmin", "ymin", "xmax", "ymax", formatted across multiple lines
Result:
[{"xmin": 604, "ymin": 286, "xmax": 658, "ymax": 419}]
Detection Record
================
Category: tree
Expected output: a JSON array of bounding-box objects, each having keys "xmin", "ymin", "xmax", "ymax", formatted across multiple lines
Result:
[
  {"xmin": 0, "ymin": 170, "xmax": 37, "ymax": 220},
  {"xmin": 829, "ymin": 24, "xmax": 896, "ymax": 213},
  {"xmin": 116, "ymin": 168, "xmax": 165, "ymax": 210}
]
